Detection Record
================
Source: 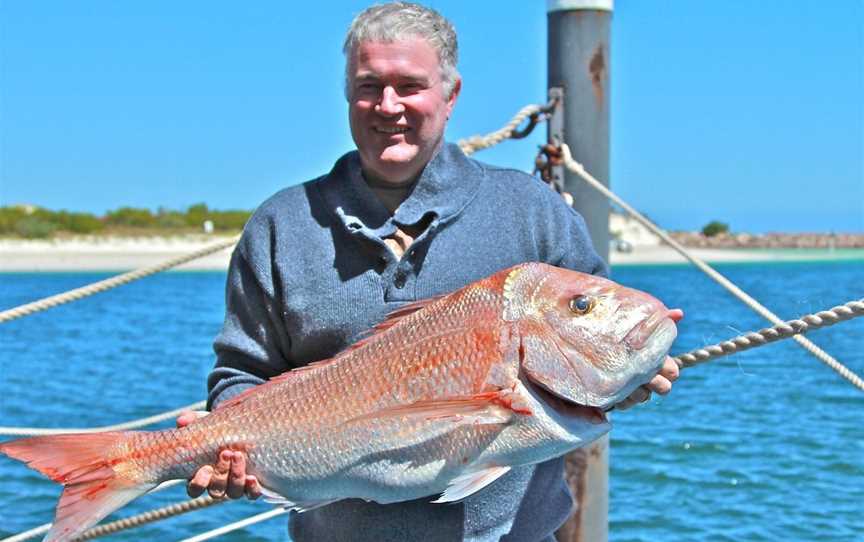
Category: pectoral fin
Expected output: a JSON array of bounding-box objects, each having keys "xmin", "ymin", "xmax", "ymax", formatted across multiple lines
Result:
[
  {"xmin": 349, "ymin": 391, "xmax": 518, "ymax": 426},
  {"xmin": 432, "ymin": 465, "xmax": 512, "ymax": 503},
  {"xmin": 258, "ymin": 486, "xmax": 340, "ymax": 512}
]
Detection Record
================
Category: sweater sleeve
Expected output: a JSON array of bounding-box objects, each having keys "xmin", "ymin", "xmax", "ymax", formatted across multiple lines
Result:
[
  {"xmin": 535, "ymin": 188, "xmax": 608, "ymax": 278},
  {"xmin": 207, "ymin": 227, "xmax": 293, "ymax": 410},
  {"xmin": 554, "ymin": 206, "xmax": 608, "ymax": 278}
]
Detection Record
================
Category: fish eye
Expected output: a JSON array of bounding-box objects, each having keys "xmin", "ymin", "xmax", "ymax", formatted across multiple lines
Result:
[{"xmin": 568, "ymin": 295, "xmax": 595, "ymax": 315}]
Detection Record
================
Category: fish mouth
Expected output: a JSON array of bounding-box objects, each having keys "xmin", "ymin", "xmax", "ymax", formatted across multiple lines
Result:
[
  {"xmin": 523, "ymin": 377, "xmax": 607, "ymax": 425},
  {"xmin": 623, "ymin": 309, "xmax": 680, "ymax": 350}
]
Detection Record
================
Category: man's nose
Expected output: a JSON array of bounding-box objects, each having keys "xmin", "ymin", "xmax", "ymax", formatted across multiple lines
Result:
[{"xmin": 375, "ymin": 86, "xmax": 404, "ymax": 116}]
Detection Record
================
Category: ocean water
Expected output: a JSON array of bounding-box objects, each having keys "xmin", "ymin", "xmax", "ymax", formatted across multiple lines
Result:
[{"xmin": 0, "ymin": 261, "xmax": 862, "ymax": 541}]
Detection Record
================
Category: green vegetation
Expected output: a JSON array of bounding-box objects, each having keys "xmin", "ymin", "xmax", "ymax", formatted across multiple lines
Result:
[
  {"xmin": 701, "ymin": 220, "xmax": 730, "ymax": 237},
  {"xmin": 0, "ymin": 204, "xmax": 252, "ymax": 239}
]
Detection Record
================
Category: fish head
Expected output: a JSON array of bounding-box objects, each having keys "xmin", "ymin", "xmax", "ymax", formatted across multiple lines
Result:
[{"xmin": 503, "ymin": 263, "xmax": 680, "ymax": 411}]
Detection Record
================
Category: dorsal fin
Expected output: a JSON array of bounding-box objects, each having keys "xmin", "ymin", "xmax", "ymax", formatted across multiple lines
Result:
[
  {"xmin": 381, "ymin": 295, "xmax": 446, "ymax": 327},
  {"xmin": 213, "ymin": 361, "xmax": 329, "ymax": 411},
  {"xmin": 340, "ymin": 294, "xmax": 446, "ymax": 354},
  {"xmin": 215, "ymin": 294, "xmax": 446, "ymax": 412}
]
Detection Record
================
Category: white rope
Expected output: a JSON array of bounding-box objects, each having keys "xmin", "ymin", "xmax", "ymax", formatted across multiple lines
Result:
[
  {"xmin": 675, "ymin": 299, "xmax": 864, "ymax": 368},
  {"xmin": 178, "ymin": 508, "xmax": 288, "ymax": 542},
  {"xmin": 457, "ymin": 103, "xmax": 546, "ymax": 156},
  {"xmin": 0, "ymin": 525, "xmax": 49, "ymax": 542},
  {"xmin": 0, "ymin": 235, "xmax": 239, "ymax": 324},
  {"xmin": 558, "ymin": 143, "xmax": 864, "ymax": 391},
  {"xmin": 0, "ymin": 401, "xmax": 206, "ymax": 437},
  {"xmin": 0, "ymin": 480, "xmax": 188, "ymax": 542}
]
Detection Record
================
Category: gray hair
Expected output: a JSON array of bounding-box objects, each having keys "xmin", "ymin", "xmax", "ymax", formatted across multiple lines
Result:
[{"xmin": 343, "ymin": 2, "xmax": 459, "ymax": 98}]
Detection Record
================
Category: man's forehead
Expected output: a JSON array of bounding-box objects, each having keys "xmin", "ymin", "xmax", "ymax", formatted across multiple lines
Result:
[
  {"xmin": 349, "ymin": 38, "xmax": 440, "ymax": 74},
  {"xmin": 353, "ymin": 68, "xmax": 432, "ymax": 82}
]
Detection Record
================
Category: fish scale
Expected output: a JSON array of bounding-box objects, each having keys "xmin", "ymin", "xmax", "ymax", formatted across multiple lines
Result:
[{"xmin": 0, "ymin": 262, "xmax": 679, "ymax": 541}]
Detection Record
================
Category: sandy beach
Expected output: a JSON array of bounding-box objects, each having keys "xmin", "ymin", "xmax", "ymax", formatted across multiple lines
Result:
[
  {"xmin": 0, "ymin": 236, "xmax": 235, "ymax": 272},
  {"xmin": 1, "ymin": 236, "xmax": 861, "ymax": 272}
]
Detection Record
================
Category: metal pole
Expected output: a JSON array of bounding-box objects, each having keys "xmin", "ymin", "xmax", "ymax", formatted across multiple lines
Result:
[{"xmin": 548, "ymin": 1, "xmax": 612, "ymax": 541}]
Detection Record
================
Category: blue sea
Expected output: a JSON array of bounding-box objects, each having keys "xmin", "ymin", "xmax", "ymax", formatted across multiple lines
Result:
[{"xmin": 1, "ymin": 261, "xmax": 862, "ymax": 541}]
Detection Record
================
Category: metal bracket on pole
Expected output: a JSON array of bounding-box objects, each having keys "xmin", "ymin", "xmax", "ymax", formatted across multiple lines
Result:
[{"xmin": 547, "ymin": 86, "xmax": 565, "ymax": 193}]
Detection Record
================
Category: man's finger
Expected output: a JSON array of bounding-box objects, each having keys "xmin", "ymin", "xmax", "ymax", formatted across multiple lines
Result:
[
  {"xmin": 245, "ymin": 475, "xmax": 263, "ymax": 500},
  {"xmin": 615, "ymin": 385, "xmax": 651, "ymax": 411},
  {"xmin": 658, "ymin": 356, "xmax": 680, "ymax": 382},
  {"xmin": 176, "ymin": 410, "xmax": 208, "ymax": 428},
  {"xmin": 208, "ymin": 450, "xmax": 233, "ymax": 499},
  {"xmin": 187, "ymin": 465, "xmax": 213, "ymax": 498},
  {"xmin": 648, "ymin": 374, "xmax": 672, "ymax": 395},
  {"xmin": 226, "ymin": 452, "xmax": 248, "ymax": 499}
]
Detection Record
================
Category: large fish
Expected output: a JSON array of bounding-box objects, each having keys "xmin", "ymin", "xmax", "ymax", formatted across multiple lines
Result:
[{"xmin": 1, "ymin": 262, "xmax": 681, "ymax": 541}]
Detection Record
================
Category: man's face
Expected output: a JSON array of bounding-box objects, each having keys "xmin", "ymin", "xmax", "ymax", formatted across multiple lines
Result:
[{"xmin": 348, "ymin": 38, "xmax": 460, "ymax": 185}]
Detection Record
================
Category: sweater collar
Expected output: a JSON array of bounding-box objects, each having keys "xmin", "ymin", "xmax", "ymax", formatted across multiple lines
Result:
[{"xmin": 317, "ymin": 142, "xmax": 485, "ymax": 238}]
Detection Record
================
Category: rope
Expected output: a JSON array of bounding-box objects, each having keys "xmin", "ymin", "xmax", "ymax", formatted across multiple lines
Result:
[
  {"xmin": 457, "ymin": 103, "xmax": 546, "ymax": 156},
  {"xmin": 558, "ymin": 143, "xmax": 864, "ymax": 392},
  {"xmin": 675, "ymin": 298, "xmax": 864, "ymax": 368},
  {"xmin": 0, "ymin": 480, "xmax": 190, "ymax": 542},
  {"xmin": 76, "ymin": 496, "xmax": 221, "ymax": 541},
  {"xmin": 0, "ymin": 401, "xmax": 206, "ymax": 437},
  {"xmin": 178, "ymin": 508, "xmax": 289, "ymax": 542},
  {"xmin": 0, "ymin": 235, "xmax": 240, "ymax": 324}
]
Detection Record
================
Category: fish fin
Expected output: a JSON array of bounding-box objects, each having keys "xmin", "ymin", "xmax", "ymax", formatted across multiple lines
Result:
[
  {"xmin": 258, "ymin": 487, "xmax": 339, "ymax": 512},
  {"xmin": 432, "ymin": 465, "xmax": 512, "ymax": 503},
  {"xmin": 0, "ymin": 433, "xmax": 155, "ymax": 542},
  {"xmin": 342, "ymin": 295, "xmax": 447, "ymax": 354},
  {"xmin": 378, "ymin": 296, "xmax": 446, "ymax": 329},
  {"xmin": 351, "ymin": 392, "xmax": 516, "ymax": 426},
  {"xmin": 215, "ymin": 295, "xmax": 450, "ymax": 412}
]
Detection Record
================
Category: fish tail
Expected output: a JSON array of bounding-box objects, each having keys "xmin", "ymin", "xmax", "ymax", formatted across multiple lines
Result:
[{"xmin": 0, "ymin": 432, "xmax": 156, "ymax": 542}]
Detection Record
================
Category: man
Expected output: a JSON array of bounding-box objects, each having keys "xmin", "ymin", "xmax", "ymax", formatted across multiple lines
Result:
[{"xmin": 179, "ymin": 3, "xmax": 678, "ymax": 540}]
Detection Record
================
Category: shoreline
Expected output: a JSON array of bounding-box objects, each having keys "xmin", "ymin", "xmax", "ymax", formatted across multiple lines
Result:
[
  {"xmin": 609, "ymin": 245, "xmax": 864, "ymax": 266},
  {"xmin": 1, "ymin": 237, "xmax": 862, "ymax": 272},
  {"xmin": 0, "ymin": 236, "xmax": 235, "ymax": 272}
]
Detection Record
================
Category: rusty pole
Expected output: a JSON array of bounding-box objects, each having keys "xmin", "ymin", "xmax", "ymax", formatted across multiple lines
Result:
[{"xmin": 548, "ymin": 1, "xmax": 612, "ymax": 541}]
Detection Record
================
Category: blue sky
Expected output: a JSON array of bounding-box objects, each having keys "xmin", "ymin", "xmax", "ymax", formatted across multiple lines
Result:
[{"xmin": 1, "ymin": 1, "xmax": 861, "ymax": 233}]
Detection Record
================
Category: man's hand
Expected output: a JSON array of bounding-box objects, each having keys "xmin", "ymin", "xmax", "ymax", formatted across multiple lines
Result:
[
  {"xmin": 613, "ymin": 356, "xmax": 680, "ymax": 411},
  {"xmin": 176, "ymin": 410, "xmax": 263, "ymax": 500}
]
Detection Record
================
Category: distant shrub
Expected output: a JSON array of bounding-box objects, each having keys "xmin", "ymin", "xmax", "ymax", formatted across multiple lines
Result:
[
  {"xmin": 105, "ymin": 207, "xmax": 156, "ymax": 227},
  {"xmin": 15, "ymin": 217, "xmax": 57, "ymax": 239},
  {"xmin": 64, "ymin": 212, "xmax": 104, "ymax": 233},
  {"xmin": 702, "ymin": 220, "xmax": 730, "ymax": 237},
  {"xmin": 155, "ymin": 208, "xmax": 187, "ymax": 229},
  {"xmin": 182, "ymin": 203, "xmax": 250, "ymax": 231},
  {"xmin": 184, "ymin": 203, "xmax": 209, "ymax": 227},
  {"xmin": 210, "ymin": 210, "xmax": 252, "ymax": 230},
  {"xmin": 0, "ymin": 207, "xmax": 29, "ymax": 235},
  {"xmin": 1, "ymin": 204, "xmax": 250, "ymax": 236},
  {"xmin": 46, "ymin": 210, "xmax": 103, "ymax": 234}
]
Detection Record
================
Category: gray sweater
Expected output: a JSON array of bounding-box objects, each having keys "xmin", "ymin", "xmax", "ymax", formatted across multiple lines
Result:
[{"xmin": 208, "ymin": 143, "xmax": 606, "ymax": 542}]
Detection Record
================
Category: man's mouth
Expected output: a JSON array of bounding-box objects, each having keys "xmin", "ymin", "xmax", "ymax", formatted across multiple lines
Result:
[
  {"xmin": 375, "ymin": 126, "xmax": 410, "ymax": 134},
  {"xmin": 523, "ymin": 378, "xmax": 607, "ymax": 424}
]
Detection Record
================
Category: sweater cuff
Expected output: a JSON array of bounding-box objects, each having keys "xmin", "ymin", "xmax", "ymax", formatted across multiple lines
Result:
[{"xmin": 208, "ymin": 382, "xmax": 256, "ymax": 411}]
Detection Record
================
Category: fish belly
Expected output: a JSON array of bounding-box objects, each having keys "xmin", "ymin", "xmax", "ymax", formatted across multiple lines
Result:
[{"xmin": 248, "ymin": 415, "xmax": 508, "ymax": 504}]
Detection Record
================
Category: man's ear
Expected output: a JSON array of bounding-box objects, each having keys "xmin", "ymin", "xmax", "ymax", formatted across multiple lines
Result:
[{"xmin": 446, "ymin": 78, "xmax": 462, "ymax": 113}]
